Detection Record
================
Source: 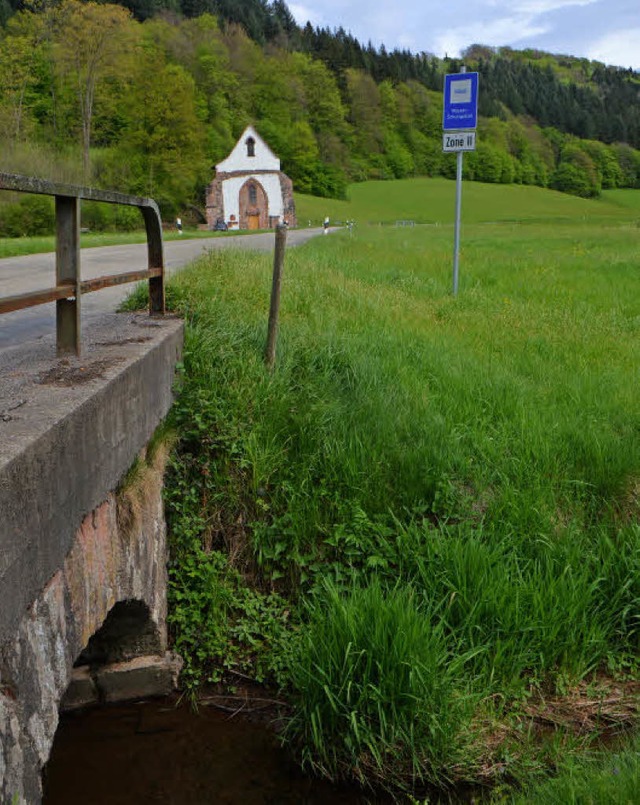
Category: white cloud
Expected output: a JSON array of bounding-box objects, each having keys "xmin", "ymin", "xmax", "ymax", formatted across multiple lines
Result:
[
  {"xmin": 361, "ymin": 12, "xmax": 417, "ymax": 49},
  {"xmin": 495, "ymin": 0, "xmax": 597, "ymax": 12},
  {"xmin": 397, "ymin": 34, "xmax": 419, "ymax": 49},
  {"xmin": 288, "ymin": 3, "xmax": 323, "ymax": 27},
  {"xmin": 587, "ymin": 28, "xmax": 640, "ymax": 69},
  {"xmin": 433, "ymin": 14, "xmax": 549, "ymax": 58}
]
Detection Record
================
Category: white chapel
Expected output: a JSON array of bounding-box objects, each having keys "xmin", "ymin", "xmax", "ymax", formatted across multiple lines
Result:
[{"xmin": 205, "ymin": 125, "xmax": 297, "ymax": 230}]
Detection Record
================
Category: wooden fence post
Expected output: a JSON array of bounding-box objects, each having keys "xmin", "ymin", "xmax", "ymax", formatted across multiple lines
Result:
[{"xmin": 264, "ymin": 223, "xmax": 288, "ymax": 370}]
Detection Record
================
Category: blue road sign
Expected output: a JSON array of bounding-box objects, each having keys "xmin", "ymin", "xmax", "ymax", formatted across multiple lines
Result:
[{"xmin": 443, "ymin": 72, "xmax": 479, "ymax": 131}]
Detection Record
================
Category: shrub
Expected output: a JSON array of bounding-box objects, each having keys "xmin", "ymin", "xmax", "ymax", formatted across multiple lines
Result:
[
  {"xmin": 551, "ymin": 162, "xmax": 596, "ymax": 197},
  {"xmin": 81, "ymin": 201, "xmax": 142, "ymax": 232},
  {"xmin": 0, "ymin": 195, "xmax": 54, "ymax": 237}
]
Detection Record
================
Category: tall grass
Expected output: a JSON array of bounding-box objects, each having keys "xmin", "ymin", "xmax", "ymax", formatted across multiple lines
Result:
[
  {"xmin": 286, "ymin": 580, "xmax": 476, "ymax": 790},
  {"xmin": 152, "ymin": 212, "xmax": 639, "ymax": 792}
]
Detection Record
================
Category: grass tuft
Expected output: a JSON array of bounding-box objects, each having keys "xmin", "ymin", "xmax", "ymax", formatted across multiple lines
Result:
[{"xmin": 286, "ymin": 579, "xmax": 477, "ymax": 790}]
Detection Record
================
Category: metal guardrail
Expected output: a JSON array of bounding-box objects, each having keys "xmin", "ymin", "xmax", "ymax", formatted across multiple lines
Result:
[{"xmin": 0, "ymin": 173, "xmax": 165, "ymax": 356}]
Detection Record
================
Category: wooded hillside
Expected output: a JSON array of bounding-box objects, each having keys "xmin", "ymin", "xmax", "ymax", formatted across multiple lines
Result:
[{"xmin": 1, "ymin": 0, "xmax": 639, "ymax": 224}]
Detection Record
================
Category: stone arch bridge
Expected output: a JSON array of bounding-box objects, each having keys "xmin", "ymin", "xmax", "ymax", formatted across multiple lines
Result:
[
  {"xmin": 0, "ymin": 173, "xmax": 183, "ymax": 802},
  {"xmin": 0, "ymin": 316, "xmax": 183, "ymax": 802}
]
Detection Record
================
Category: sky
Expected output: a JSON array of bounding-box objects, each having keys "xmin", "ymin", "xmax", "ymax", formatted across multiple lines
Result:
[{"xmin": 288, "ymin": 0, "xmax": 640, "ymax": 71}]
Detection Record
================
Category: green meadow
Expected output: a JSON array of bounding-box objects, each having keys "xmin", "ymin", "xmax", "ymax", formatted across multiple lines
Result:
[
  {"xmin": 122, "ymin": 179, "xmax": 639, "ymax": 798},
  {"xmin": 601, "ymin": 187, "xmax": 640, "ymax": 213},
  {"xmin": 297, "ymin": 176, "xmax": 640, "ymax": 225}
]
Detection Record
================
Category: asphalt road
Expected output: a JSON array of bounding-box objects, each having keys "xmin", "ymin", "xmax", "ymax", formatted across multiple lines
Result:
[{"xmin": 0, "ymin": 228, "xmax": 327, "ymax": 349}]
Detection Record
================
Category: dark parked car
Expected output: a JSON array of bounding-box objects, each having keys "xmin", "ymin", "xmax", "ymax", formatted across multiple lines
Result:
[{"xmin": 213, "ymin": 218, "xmax": 228, "ymax": 231}]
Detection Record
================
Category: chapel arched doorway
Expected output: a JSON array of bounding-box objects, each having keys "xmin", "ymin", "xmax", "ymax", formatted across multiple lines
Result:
[{"xmin": 239, "ymin": 179, "xmax": 268, "ymax": 230}]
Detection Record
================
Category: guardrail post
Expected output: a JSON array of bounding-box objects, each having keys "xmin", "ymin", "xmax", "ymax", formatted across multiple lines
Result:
[
  {"xmin": 141, "ymin": 205, "xmax": 165, "ymax": 314},
  {"xmin": 55, "ymin": 195, "xmax": 81, "ymax": 356}
]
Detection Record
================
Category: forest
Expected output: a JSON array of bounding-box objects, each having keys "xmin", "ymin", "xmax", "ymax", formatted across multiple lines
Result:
[{"xmin": 1, "ymin": 0, "xmax": 640, "ymax": 227}]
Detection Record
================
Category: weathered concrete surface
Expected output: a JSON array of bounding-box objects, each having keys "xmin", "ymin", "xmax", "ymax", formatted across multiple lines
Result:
[{"xmin": 0, "ymin": 313, "xmax": 183, "ymax": 803}]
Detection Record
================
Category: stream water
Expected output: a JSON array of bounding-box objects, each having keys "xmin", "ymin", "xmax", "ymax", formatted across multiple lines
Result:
[{"xmin": 43, "ymin": 696, "xmax": 393, "ymax": 804}]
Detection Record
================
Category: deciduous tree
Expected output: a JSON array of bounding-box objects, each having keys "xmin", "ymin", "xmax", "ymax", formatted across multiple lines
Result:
[{"xmin": 52, "ymin": 0, "xmax": 136, "ymax": 177}]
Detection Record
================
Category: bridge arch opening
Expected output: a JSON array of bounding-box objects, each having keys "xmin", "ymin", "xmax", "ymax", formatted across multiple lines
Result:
[
  {"xmin": 75, "ymin": 599, "xmax": 162, "ymax": 668},
  {"xmin": 55, "ymin": 596, "xmax": 178, "ymax": 721}
]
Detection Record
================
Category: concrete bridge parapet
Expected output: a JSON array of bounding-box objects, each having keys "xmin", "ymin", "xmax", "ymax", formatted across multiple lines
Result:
[{"xmin": 0, "ymin": 313, "xmax": 183, "ymax": 802}]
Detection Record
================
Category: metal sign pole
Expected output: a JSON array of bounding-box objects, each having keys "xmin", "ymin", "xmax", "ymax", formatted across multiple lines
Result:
[
  {"xmin": 452, "ymin": 65, "xmax": 466, "ymax": 297},
  {"xmin": 443, "ymin": 65, "xmax": 478, "ymax": 296},
  {"xmin": 453, "ymin": 148, "xmax": 463, "ymax": 296}
]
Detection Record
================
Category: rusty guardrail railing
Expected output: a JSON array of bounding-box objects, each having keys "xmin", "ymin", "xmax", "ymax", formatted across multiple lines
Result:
[{"xmin": 0, "ymin": 173, "xmax": 165, "ymax": 356}]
